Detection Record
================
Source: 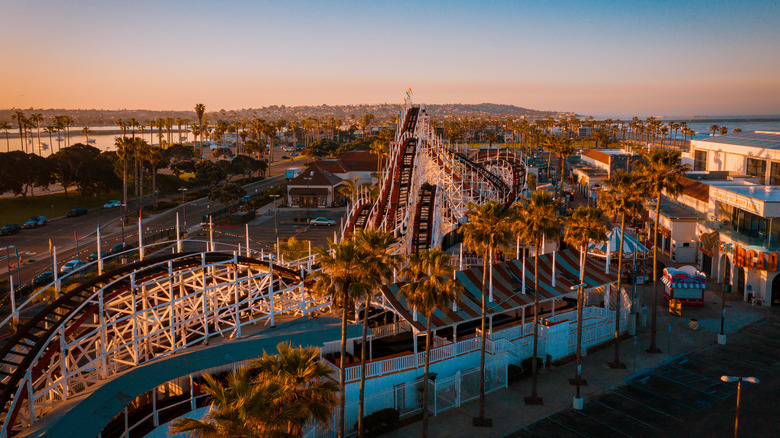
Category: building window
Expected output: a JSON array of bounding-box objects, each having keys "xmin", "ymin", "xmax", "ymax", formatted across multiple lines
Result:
[
  {"xmin": 746, "ymin": 158, "xmax": 767, "ymax": 184},
  {"xmin": 694, "ymin": 150, "xmax": 707, "ymax": 171},
  {"xmin": 770, "ymin": 162, "xmax": 780, "ymax": 185}
]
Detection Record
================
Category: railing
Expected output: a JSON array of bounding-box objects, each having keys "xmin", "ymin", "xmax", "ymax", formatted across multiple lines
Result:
[{"xmin": 370, "ymin": 320, "xmax": 412, "ymax": 339}]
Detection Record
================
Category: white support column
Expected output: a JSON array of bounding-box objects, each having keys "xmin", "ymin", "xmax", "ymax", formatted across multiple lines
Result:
[
  {"xmin": 300, "ymin": 267, "xmax": 306, "ymax": 314},
  {"xmin": 606, "ymin": 238, "xmax": 611, "ymax": 274},
  {"xmin": 176, "ymin": 213, "xmax": 182, "ymax": 252},
  {"xmin": 10, "ymin": 276, "xmax": 17, "ymax": 328},
  {"xmin": 269, "ymin": 260, "xmax": 275, "ymax": 327},
  {"xmin": 138, "ymin": 218, "xmax": 144, "ymax": 261},
  {"xmin": 522, "ymin": 249, "xmax": 526, "ymax": 294},
  {"xmin": 308, "ymin": 240, "xmax": 312, "ymax": 272},
  {"xmin": 97, "ymin": 223, "xmax": 103, "ymax": 275},
  {"xmin": 552, "ymin": 250, "xmax": 556, "ymax": 288},
  {"xmin": 208, "ymin": 216, "xmax": 214, "ymax": 252},
  {"xmin": 245, "ymin": 224, "xmax": 250, "ymax": 257},
  {"xmin": 516, "ymin": 237, "xmax": 520, "ymax": 260},
  {"xmin": 488, "ymin": 247, "xmax": 494, "ymax": 302},
  {"xmin": 53, "ymin": 246, "xmax": 60, "ymax": 295}
]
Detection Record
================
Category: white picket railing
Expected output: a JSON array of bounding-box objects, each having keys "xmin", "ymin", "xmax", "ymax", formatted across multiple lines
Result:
[{"xmin": 370, "ymin": 320, "xmax": 412, "ymax": 339}]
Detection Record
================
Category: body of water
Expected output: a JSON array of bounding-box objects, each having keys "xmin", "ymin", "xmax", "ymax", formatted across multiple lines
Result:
[{"xmin": 0, "ymin": 127, "xmax": 192, "ymax": 155}]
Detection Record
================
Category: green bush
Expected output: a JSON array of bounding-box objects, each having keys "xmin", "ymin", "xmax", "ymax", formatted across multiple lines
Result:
[
  {"xmin": 521, "ymin": 357, "xmax": 543, "ymax": 375},
  {"xmin": 508, "ymin": 363, "xmax": 524, "ymax": 384},
  {"xmin": 355, "ymin": 408, "xmax": 400, "ymax": 435}
]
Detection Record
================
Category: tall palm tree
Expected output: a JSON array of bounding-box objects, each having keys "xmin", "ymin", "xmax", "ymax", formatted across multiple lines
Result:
[
  {"xmin": 338, "ymin": 177, "xmax": 361, "ymax": 206},
  {"xmin": 461, "ymin": 201, "xmax": 511, "ymax": 425},
  {"xmin": 147, "ymin": 145, "xmax": 165, "ymax": 209},
  {"xmin": 635, "ymin": 149, "xmax": 689, "ymax": 353},
  {"xmin": 709, "ymin": 124, "xmax": 719, "ymax": 137},
  {"xmin": 0, "ymin": 121, "xmax": 10, "ymax": 152},
  {"xmin": 29, "ymin": 113, "xmax": 44, "ymax": 155},
  {"xmin": 251, "ymin": 342, "xmax": 339, "ymax": 436},
  {"xmin": 11, "ymin": 111, "xmax": 26, "ymax": 153},
  {"xmin": 133, "ymin": 138, "xmax": 151, "ymax": 216},
  {"xmin": 63, "ymin": 115, "xmax": 74, "ymax": 148},
  {"xmin": 115, "ymin": 137, "xmax": 134, "ymax": 219},
  {"xmin": 353, "ymin": 229, "xmax": 399, "ymax": 438},
  {"xmin": 169, "ymin": 366, "xmax": 294, "ymax": 437},
  {"xmin": 400, "ymin": 249, "xmax": 461, "ymax": 438},
  {"xmin": 312, "ymin": 239, "xmax": 374, "ymax": 438},
  {"xmin": 564, "ymin": 206, "xmax": 608, "ymax": 402},
  {"xmin": 115, "ymin": 118, "xmax": 125, "ymax": 137},
  {"xmin": 598, "ymin": 172, "xmax": 646, "ymax": 368},
  {"xmin": 512, "ymin": 191, "xmax": 562, "ymax": 405},
  {"xmin": 81, "ymin": 126, "xmax": 91, "ymax": 145},
  {"xmin": 195, "ymin": 103, "xmax": 206, "ymax": 148}
]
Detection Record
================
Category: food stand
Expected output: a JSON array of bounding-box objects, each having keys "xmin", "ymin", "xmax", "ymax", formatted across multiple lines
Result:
[{"xmin": 661, "ymin": 266, "xmax": 706, "ymax": 307}]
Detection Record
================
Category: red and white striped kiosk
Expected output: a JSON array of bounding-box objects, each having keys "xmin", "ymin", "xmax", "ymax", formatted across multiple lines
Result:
[{"xmin": 662, "ymin": 266, "xmax": 706, "ymax": 307}]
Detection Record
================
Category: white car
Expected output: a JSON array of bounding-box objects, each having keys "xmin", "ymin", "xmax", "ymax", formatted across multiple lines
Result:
[
  {"xmin": 310, "ymin": 217, "xmax": 336, "ymax": 226},
  {"xmin": 103, "ymin": 200, "xmax": 123, "ymax": 208},
  {"xmin": 60, "ymin": 260, "xmax": 88, "ymax": 273}
]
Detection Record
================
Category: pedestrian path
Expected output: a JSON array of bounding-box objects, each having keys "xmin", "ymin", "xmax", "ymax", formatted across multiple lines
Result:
[{"xmin": 385, "ymin": 288, "xmax": 777, "ymax": 438}]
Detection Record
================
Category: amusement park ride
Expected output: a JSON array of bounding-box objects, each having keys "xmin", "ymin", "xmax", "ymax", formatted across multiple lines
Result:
[{"xmin": 0, "ymin": 97, "xmax": 528, "ymax": 436}]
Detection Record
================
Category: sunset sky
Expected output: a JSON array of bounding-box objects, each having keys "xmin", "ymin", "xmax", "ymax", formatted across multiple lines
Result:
[{"xmin": 2, "ymin": 0, "xmax": 779, "ymax": 117}]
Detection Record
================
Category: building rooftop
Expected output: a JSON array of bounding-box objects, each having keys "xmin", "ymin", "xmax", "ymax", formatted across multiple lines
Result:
[
  {"xmin": 710, "ymin": 183, "xmax": 780, "ymax": 203},
  {"xmin": 654, "ymin": 199, "xmax": 706, "ymax": 221},
  {"xmin": 694, "ymin": 131, "xmax": 780, "ymax": 149},
  {"xmin": 288, "ymin": 164, "xmax": 343, "ymax": 187},
  {"xmin": 680, "ymin": 177, "xmax": 710, "ymax": 202}
]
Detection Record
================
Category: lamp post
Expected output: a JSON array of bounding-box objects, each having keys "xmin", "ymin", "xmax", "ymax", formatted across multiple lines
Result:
[
  {"xmin": 178, "ymin": 187, "xmax": 188, "ymax": 228},
  {"xmin": 721, "ymin": 375, "xmax": 759, "ymax": 438},
  {"xmin": 570, "ymin": 282, "xmax": 587, "ymax": 410}
]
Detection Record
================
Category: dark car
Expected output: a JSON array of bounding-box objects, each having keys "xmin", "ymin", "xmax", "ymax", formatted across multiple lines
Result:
[
  {"xmin": 23, "ymin": 216, "xmax": 47, "ymax": 229},
  {"xmin": 67, "ymin": 207, "xmax": 88, "ymax": 217},
  {"xmin": 32, "ymin": 271, "xmax": 54, "ymax": 287},
  {"xmin": 110, "ymin": 243, "xmax": 135, "ymax": 254},
  {"xmin": 281, "ymin": 155, "xmax": 290, "ymax": 160},
  {"xmin": 88, "ymin": 251, "xmax": 110, "ymax": 261},
  {"xmin": 1, "ymin": 224, "xmax": 21, "ymax": 236}
]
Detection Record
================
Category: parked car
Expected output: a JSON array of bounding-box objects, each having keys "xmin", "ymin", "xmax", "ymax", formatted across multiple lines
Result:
[
  {"xmin": 23, "ymin": 216, "xmax": 47, "ymax": 228},
  {"xmin": 310, "ymin": 217, "xmax": 336, "ymax": 226},
  {"xmin": 60, "ymin": 260, "xmax": 88, "ymax": 274},
  {"xmin": 290, "ymin": 152, "xmax": 299, "ymax": 157},
  {"xmin": 67, "ymin": 207, "xmax": 88, "ymax": 217},
  {"xmin": 109, "ymin": 243, "xmax": 134, "ymax": 254},
  {"xmin": 281, "ymin": 155, "xmax": 290, "ymax": 160},
  {"xmin": 88, "ymin": 251, "xmax": 110, "ymax": 261},
  {"xmin": 0, "ymin": 224, "xmax": 21, "ymax": 236},
  {"xmin": 103, "ymin": 200, "xmax": 123, "ymax": 208},
  {"xmin": 32, "ymin": 271, "xmax": 54, "ymax": 287}
]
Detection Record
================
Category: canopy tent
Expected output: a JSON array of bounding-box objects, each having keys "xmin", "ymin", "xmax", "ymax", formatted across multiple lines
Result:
[
  {"xmin": 380, "ymin": 248, "xmax": 618, "ymax": 332},
  {"xmin": 588, "ymin": 227, "xmax": 648, "ymax": 259},
  {"xmin": 662, "ymin": 265, "xmax": 706, "ymax": 307}
]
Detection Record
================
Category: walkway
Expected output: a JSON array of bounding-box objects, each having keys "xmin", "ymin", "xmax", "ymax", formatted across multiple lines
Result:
[
  {"xmin": 19, "ymin": 315, "xmax": 362, "ymax": 438},
  {"xmin": 386, "ymin": 285, "xmax": 776, "ymax": 438}
]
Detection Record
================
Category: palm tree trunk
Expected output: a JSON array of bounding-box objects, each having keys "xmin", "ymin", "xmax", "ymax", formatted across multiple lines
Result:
[
  {"xmin": 612, "ymin": 213, "xmax": 627, "ymax": 366},
  {"xmin": 122, "ymin": 158, "xmax": 128, "ymax": 219},
  {"xmin": 422, "ymin": 314, "xmax": 432, "ymax": 438},
  {"xmin": 648, "ymin": 193, "xmax": 662, "ymax": 353},
  {"xmin": 358, "ymin": 295, "xmax": 370, "ymax": 438},
  {"xmin": 152, "ymin": 165, "xmax": 158, "ymax": 210},
  {"xmin": 339, "ymin": 301, "xmax": 348, "ymax": 438},
  {"xmin": 575, "ymin": 245, "xmax": 586, "ymax": 398},
  {"xmin": 477, "ymin": 248, "xmax": 489, "ymax": 421},
  {"xmin": 530, "ymin": 240, "xmax": 541, "ymax": 400}
]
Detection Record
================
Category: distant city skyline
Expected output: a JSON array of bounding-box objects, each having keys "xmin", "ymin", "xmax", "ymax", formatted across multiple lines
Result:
[{"xmin": 2, "ymin": 0, "xmax": 779, "ymax": 117}]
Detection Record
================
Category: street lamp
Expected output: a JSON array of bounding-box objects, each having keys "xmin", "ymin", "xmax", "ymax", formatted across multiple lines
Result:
[
  {"xmin": 721, "ymin": 375, "xmax": 759, "ymax": 438},
  {"xmin": 178, "ymin": 187, "xmax": 188, "ymax": 227}
]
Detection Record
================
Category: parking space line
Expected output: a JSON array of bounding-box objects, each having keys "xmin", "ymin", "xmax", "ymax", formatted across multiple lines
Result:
[{"xmin": 591, "ymin": 400, "xmax": 663, "ymax": 432}]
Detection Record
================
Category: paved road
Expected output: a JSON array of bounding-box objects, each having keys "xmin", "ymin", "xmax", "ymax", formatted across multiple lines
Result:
[{"xmin": 1, "ymin": 156, "xmax": 307, "ymax": 286}]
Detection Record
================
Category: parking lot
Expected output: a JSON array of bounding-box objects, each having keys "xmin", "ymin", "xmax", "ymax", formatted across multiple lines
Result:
[{"xmin": 510, "ymin": 317, "xmax": 780, "ymax": 438}]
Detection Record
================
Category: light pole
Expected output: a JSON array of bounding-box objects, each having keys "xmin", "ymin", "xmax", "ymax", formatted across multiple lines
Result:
[
  {"xmin": 721, "ymin": 375, "xmax": 759, "ymax": 438},
  {"xmin": 571, "ymin": 282, "xmax": 587, "ymax": 410},
  {"xmin": 178, "ymin": 187, "xmax": 188, "ymax": 228},
  {"xmin": 270, "ymin": 194, "xmax": 280, "ymax": 235}
]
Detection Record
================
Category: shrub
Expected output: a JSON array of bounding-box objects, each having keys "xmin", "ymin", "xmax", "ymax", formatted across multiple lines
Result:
[
  {"xmin": 521, "ymin": 356, "xmax": 543, "ymax": 375},
  {"xmin": 508, "ymin": 363, "xmax": 524, "ymax": 384},
  {"xmin": 355, "ymin": 408, "xmax": 400, "ymax": 435}
]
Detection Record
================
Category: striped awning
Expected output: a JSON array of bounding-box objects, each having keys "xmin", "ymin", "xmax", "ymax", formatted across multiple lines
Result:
[
  {"xmin": 661, "ymin": 277, "xmax": 706, "ymax": 289},
  {"xmin": 381, "ymin": 248, "xmax": 618, "ymax": 332}
]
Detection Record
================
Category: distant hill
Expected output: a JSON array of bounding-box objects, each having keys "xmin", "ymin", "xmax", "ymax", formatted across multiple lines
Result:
[{"xmin": 0, "ymin": 103, "xmax": 566, "ymax": 126}]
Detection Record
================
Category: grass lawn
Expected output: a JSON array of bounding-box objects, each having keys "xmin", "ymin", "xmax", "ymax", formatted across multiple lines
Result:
[{"xmin": 0, "ymin": 190, "xmax": 124, "ymax": 225}]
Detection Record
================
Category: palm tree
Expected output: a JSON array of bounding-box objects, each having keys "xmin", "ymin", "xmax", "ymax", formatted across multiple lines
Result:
[
  {"xmin": 251, "ymin": 342, "xmax": 339, "ymax": 436},
  {"xmin": 635, "ymin": 149, "xmax": 690, "ymax": 353},
  {"xmin": 338, "ymin": 177, "xmax": 361, "ymax": 206},
  {"xmin": 0, "ymin": 121, "xmax": 10, "ymax": 152},
  {"xmin": 29, "ymin": 113, "xmax": 44, "ymax": 155},
  {"xmin": 461, "ymin": 201, "xmax": 512, "ymax": 425},
  {"xmin": 81, "ymin": 126, "xmax": 91, "ymax": 145},
  {"xmin": 115, "ymin": 118, "xmax": 125, "ymax": 137},
  {"xmin": 63, "ymin": 115, "xmax": 74, "ymax": 148},
  {"xmin": 564, "ymin": 206, "xmax": 608, "ymax": 402},
  {"xmin": 709, "ymin": 124, "xmax": 719, "ymax": 137},
  {"xmin": 115, "ymin": 137, "xmax": 134, "ymax": 219},
  {"xmin": 352, "ymin": 229, "xmax": 399, "ymax": 437},
  {"xmin": 195, "ymin": 103, "xmax": 206, "ymax": 148},
  {"xmin": 512, "ymin": 191, "xmax": 562, "ymax": 404},
  {"xmin": 169, "ymin": 366, "xmax": 293, "ymax": 437},
  {"xmin": 11, "ymin": 111, "xmax": 26, "ymax": 153},
  {"xmin": 400, "ymin": 249, "xmax": 461, "ymax": 438},
  {"xmin": 312, "ymin": 239, "xmax": 374, "ymax": 438},
  {"xmin": 133, "ymin": 138, "xmax": 151, "ymax": 216},
  {"xmin": 147, "ymin": 145, "xmax": 165, "ymax": 209},
  {"xmin": 598, "ymin": 172, "xmax": 645, "ymax": 368}
]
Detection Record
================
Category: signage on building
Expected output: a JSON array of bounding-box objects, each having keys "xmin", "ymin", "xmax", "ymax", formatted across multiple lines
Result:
[
  {"xmin": 733, "ymin": 245, "xmax": 779, "ymax": 272},
  {"xmin": 711, "ymin": 188, "xmax": 762, "ymax": 215}
]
